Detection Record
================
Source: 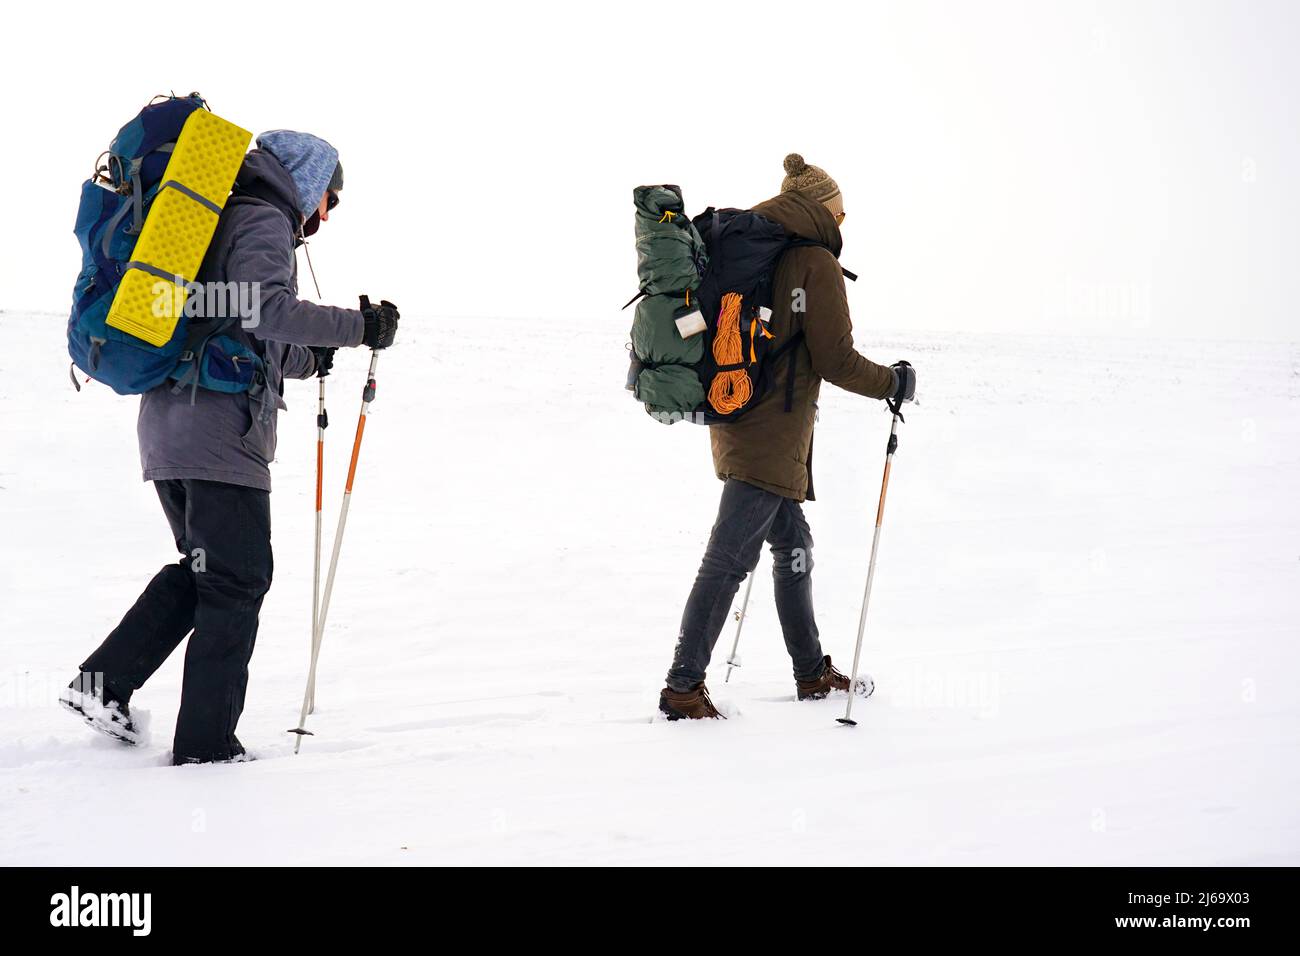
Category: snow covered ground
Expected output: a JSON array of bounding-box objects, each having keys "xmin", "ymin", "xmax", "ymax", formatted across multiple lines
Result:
[{"xmin": 2, "ymin": 309, "xmax": 1298, "ymax": 865}]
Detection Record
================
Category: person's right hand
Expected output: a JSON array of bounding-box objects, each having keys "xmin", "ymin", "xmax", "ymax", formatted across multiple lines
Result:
[
  {"xmin": 890, "ymin": 360, "xmax": 916, "ymax": 404},
  {"xmin": 361, "ymin": 299, "xmax": 400, "ymax": 350}
]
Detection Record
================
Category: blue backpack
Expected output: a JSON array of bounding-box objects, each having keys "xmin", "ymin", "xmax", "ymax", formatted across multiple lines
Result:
[{"xmin": 67, "ymin": 93, "xmax": 261, "ymax": 397}]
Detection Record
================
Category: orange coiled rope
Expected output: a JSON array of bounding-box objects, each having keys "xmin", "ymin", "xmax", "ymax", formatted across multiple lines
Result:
[{"xmin": 708, "ymin": 292, "xmax": 752, "ymax": 414}]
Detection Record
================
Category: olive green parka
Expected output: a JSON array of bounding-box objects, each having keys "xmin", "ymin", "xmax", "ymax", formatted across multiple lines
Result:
[{"xmin": 709, "ymin": 191, "xmax": 895, "ymax": 501}]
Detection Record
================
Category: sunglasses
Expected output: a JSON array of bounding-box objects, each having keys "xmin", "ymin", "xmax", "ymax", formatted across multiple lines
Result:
[
  {"xmin": 326, "ymin": 190, "xmax": 340, "ymax": 212},
  {"xmin": 834, "ymin": 211, "xmax": 847, "ymax": 225}
]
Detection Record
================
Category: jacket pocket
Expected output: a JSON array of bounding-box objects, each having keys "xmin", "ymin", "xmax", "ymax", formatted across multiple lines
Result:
[{"xmin": 239, "ymin": 396, "xmax": 277, "ymax": 464}]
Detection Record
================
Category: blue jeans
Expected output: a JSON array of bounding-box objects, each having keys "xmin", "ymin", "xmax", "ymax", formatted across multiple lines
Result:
[{"xmin": 667, "ymin": 479, "xmax": 827, "ymax": 691}]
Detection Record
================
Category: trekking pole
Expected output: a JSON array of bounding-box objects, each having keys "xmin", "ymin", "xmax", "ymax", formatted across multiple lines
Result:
[
  {"xmin": 290, "ymin": 343, "xmax": 381, "ymax": 752},
  {"xmin": 723, "ymin": 570, "xmax": 755, "ymax": 682},
  {"xmin": 301, "ymin": 240, "xmax": 326, "ymax": 714},
  {"xmin": 306, "ymin": 373, "xmax": 328, "ymax": 715},
  {"xmin": 838, "ymin": 400, "xmax": 904, "ymax": 727}
]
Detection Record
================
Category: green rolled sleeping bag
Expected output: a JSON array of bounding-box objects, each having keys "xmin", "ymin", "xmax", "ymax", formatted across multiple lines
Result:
[
  {"xmin": 628, "ymin": 185, "xmax": 708, "ymax": 421},
  {"xmin": 632, "ymin": 293, "xmax": 704, "ymax": 414}
]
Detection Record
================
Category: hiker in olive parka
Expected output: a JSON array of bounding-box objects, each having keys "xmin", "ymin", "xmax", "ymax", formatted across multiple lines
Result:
[{"xmin": 660, "ymin": 154, "xmax": 917, "ymax": 720}]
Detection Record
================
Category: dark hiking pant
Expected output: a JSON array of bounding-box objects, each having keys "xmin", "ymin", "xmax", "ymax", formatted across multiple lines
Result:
[
  {"xmin": 80, "ymin": 479, "xmax": 273, "ymax": 762},
  {"xmin": 666, "ymin": 478, "xmax": 827, "ymax": 692}
]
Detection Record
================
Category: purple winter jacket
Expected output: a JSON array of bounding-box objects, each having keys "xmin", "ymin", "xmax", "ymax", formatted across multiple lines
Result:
[{"xmin": 137, "ymin": 149, "xmax": 364, "ymax": 492}]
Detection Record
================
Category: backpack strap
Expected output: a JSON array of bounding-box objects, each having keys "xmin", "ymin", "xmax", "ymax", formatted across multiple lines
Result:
[
  {"xmin": 129, "ymin": 164, "xmax": 145, "ymax": 235},
  {"xmin": 170, "ymin": 315, "xmax": 238, "ymax": 403},
  {"xmin": 785, "ymin": 237, "xmax": 857, "ymax": 281},
  {"xmin": 159, "ymin": 179, "xmax": 223, "ymax": 214},
  {"xmin": 755, "ymin": 238, "xmax": 850, "ymax": 413},
  {"xmin": 622, "ymin": 286, "xmax": 697, "ymax": 311},
  {"xmin": 101, "ymin": 200, "xmax": 136, "ymax": 261},
  {"xmin": 767, "ymin": 330, "xmax": 806, "ymax": 413}
]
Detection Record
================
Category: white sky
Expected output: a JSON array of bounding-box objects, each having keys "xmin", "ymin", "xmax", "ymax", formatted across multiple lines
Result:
[{"xmin": 2, "ymin": 0, "xmax": 1296, "ymax": 340}]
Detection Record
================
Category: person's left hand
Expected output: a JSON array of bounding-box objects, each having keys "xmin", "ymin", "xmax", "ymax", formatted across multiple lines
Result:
[{"xmin": 310, "ymin": 346, "xmax": 337, "ymax": 378}]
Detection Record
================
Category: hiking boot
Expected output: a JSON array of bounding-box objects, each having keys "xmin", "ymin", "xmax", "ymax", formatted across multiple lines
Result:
[
  {"xmin": 659, "ymin": 684, "xmax": 725, "ymax": 721},
  {"xmin": 796, "ymin": 655, "xmax": 875, "ymax": 701},
  {"xmin": 59, "ymin": 674, "xmax": 140, "ymax": 745}
]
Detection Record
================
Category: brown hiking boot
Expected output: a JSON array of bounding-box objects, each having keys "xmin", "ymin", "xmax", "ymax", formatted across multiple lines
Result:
[
  {"xmin": 659, "ymin": 684, "xmax": 725, "ymax": 720},
  {"xmin": 797, "ymin": 655, "xmax": 873, "ymax": 701}
]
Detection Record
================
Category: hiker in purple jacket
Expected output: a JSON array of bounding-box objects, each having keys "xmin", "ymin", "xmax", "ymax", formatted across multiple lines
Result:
[{"xmin": 61, "ymin": 131, "xmax": 401, "ymax": 764}]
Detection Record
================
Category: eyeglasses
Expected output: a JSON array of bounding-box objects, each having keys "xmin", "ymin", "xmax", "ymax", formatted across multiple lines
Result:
[{"xmin": 326, "ymin": 191, "xmax": 340, "ymax": 212}]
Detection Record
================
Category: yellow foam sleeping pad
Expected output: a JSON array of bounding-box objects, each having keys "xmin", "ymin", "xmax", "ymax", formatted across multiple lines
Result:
[{"xmin": 106, "ymin": 109, "xmax": 252, "ymax": 347}]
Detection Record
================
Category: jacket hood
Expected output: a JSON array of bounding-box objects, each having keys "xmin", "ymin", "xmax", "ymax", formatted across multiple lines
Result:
[
  {"xmin": 752, "ymin": 190, "xmax": 842, "ymax": 257},
  {"xmin": 231, "ymin": 149, "xmax": 303, "ymax": 233},
  {"xmin": 255, "ymin": 130, "xmax": 340, "ymax": 220}
]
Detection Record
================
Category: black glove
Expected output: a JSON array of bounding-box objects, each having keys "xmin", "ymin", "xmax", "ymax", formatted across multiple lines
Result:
[
  {"xmin": 361, "ymin": 298, "xmax": 400, "ymax": 350},
  {"xmin": 890, "ymin": 360, "xmax": 916, "ymax": 404},
  {"xmin": 309, "ymin": 346, "xmax": 336, "ymax": 378}
]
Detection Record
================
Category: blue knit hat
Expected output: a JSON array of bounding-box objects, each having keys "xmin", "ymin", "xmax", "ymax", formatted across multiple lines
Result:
[{"xmin": 256, "ymin": 129, "xmax": 341, "ymax": 219}]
